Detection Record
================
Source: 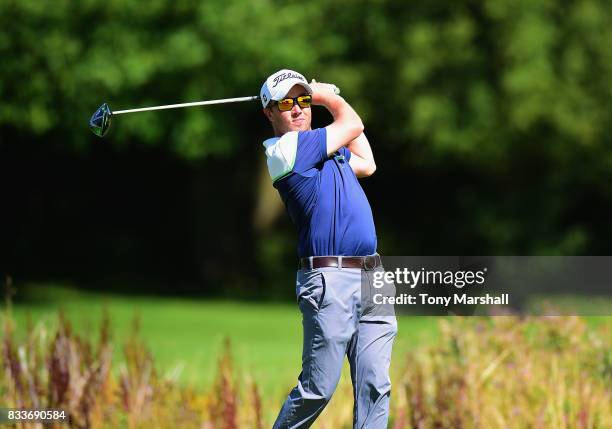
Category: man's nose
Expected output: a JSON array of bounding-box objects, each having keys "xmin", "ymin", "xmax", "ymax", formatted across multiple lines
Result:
[{"xmin": 291, "ymin": 103, "xmax": 303, "ymax": 114}]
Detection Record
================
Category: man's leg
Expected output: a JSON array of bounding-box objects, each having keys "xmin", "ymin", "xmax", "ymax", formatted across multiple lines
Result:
[
  {"xmin": 273, "ymin": 268, "xmax": 361, "ymax": 429},
  {"xmin": 349, "ymin": 266, "xmax": 398, "ymax": 429},
  {"xmin": 347, "ymin": 317, "xmax": 397, "ymax": 429}
]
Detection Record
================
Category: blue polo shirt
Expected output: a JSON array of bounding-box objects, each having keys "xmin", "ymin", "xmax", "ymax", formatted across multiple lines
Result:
[{"xmin": 270, "ymin": 128, "xmax": 377, "ymax": 257}]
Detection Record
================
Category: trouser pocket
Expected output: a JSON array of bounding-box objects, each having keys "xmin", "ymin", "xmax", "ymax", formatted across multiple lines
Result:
[
  {"xmin": 362, "ymin": 267, "xmax": 397, "ymax": 317},
  {"xmin": 296, "ymin": 269, "xmax": 326, "ymax": 312}
]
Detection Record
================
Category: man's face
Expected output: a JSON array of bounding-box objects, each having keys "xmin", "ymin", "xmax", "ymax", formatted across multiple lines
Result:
[{"xmin": 263, "ymin": 84, "xmax": 312, "ymax": 136}]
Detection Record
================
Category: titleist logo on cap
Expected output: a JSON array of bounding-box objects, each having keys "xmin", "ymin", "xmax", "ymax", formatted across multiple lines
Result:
[{"xmin": 272, "ymin": 72, "xmax": 305, "ymax": 88}]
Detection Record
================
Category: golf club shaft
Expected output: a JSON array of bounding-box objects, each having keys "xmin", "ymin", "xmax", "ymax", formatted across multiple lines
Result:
[{"xmin": 112, "ymin": 96, "xmax": 259, "ymax": 115}]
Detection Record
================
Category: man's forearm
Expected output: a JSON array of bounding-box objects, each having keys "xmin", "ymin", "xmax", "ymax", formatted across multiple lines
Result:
[{"xmin": 310, "ymin": 82, "xmax": 364, "ymax": 155}]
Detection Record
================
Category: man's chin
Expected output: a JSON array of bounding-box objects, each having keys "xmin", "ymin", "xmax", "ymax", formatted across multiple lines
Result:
[
  {"xmin": 291, "ymin": 123, "xmax": 310, "ymax": 132},
  {"xmin": 280, "ymin": 123, "xmax": 311, "ymax": 135}
]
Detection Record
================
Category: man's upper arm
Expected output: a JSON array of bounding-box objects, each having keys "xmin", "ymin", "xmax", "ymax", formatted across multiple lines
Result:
[
  {"xmin": 348, "ymin": 152, "xmax": 376, "ymax": 178},
  {"xmin": 346, "ymin": 132, "xmax": 376, "ymax": 178}
]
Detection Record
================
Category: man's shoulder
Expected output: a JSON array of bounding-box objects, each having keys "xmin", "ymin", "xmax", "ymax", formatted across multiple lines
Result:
[
  {"xmin": 262, "ymin": 132, "xmax": 299, "ymax": 182},
  {"xmin": 262, "ymin": 128, "xmax": 329, "ymax": 183},
  {"xmin": 262, "ymin": 128, "xmax": 325, "ymax": 145}
]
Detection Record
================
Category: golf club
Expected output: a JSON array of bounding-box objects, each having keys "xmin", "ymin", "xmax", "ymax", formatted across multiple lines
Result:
[
  {"xmin": 89, "ymin": 84, "xmax": 340, "ymax": 137},
  {"xmin": 89, "ymin": 96, "xmax": 260, "ymax": 137}
]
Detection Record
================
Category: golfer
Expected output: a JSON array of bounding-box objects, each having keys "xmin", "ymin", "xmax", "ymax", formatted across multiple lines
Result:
[{"xmin": 261, "ymin": 69, "xmax": 397, "ymax": 428}]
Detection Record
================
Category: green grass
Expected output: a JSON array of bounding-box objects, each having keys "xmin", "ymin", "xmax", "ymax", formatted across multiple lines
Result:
[{"xmin": 3, "ymin": 283, "xmax": 440, "ymax": 397}]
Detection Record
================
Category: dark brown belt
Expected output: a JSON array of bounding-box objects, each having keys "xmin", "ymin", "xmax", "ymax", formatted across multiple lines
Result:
[{"xmin": 299, "ymin": 254, "xmax": 382, "ymax": 270}]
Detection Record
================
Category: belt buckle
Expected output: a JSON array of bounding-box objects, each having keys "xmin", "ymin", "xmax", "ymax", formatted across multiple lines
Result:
[{"xmin": 363, "ymin": 255, "xmax": 376, "ymax": 271}]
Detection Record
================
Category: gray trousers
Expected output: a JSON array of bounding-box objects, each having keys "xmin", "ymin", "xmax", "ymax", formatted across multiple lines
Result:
[{"xmin": 273, "ymin": 265, "xmax": 397, "ymax": 429}]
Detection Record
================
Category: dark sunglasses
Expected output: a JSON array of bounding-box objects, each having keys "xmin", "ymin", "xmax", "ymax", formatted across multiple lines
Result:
[{"xmin": 272, "ymin": 95, "xmax": 312, "ymax": 111}]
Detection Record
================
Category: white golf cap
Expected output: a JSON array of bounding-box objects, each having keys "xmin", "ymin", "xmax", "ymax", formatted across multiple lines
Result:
[{"xmin": 260, "ymin": 69, "xmax": 313, "ymax": 108}]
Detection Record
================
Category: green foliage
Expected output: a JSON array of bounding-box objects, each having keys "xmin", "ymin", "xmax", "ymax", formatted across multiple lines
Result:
[
  {"xmin": 0, "ymin": 0, "xmax": 323, "ymax": 154},
  {"xmin": 4, "ymin": 0, "xmax": 608, "ymax": 157},
  {"xmin": 2, "ymin": 0, "xmax": 612, "ymax": 274}
]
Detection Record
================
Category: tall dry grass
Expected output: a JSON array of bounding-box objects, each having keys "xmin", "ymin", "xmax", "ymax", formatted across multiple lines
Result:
[
  {"xmin": 1, "ymin": 308, "xmax": 270, "ymax": 429},
  {"xmin": 1, "ymin": 283, "xmax": 610, "ymax": 428},
  {"xmin": 392, "ymin": 316, "xmax": 611, "ymax": 429}
]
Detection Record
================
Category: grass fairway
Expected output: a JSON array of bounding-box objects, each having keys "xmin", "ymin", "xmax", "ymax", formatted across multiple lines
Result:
[{"xmin": 4, "ymin": 284, "xmax": 440, "ymax": 397}]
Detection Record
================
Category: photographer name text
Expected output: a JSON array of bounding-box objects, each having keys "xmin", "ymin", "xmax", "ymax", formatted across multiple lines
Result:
[{"xmin": 373, "ymin": 293, "xmax": 509, "ymax": 306}]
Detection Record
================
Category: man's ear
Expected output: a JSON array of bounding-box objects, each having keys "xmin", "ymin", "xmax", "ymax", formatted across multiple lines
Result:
[{"xmin": 262, "ymin": 108, "xmax": 273, "ymax": 122}]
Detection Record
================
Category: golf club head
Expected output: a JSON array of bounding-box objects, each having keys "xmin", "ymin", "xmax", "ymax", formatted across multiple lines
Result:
[{"xmin": 89, "ymin": 103, "xmax": 112, "ymax": 137}]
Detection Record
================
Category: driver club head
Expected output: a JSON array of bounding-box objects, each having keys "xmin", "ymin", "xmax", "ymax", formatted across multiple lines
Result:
[{"xmin": 89, "ymin": 103, "xmax": 112, "ymax": 137}]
